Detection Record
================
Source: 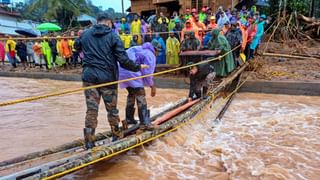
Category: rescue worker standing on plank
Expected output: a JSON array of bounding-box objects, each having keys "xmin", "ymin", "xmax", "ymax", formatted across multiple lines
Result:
[
  {"xmin": 188, "ymin": 62, "xmax": 216, "ymax": 102},
  {"xmin": 119, "ymin": 42, "xmax": 159, "ymax": 130},
  {"xmin": 75, "ymin": 12, "xmax": 149, "ymax": 149}
]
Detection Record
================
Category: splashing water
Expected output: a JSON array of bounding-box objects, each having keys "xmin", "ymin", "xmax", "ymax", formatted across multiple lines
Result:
[{"xmin": 67, "ymin": 93, "xmax": 320, "ymax": 180}]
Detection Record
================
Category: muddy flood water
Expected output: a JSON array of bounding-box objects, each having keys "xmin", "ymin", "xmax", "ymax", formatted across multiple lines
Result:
[{"xmin": 0, "ymin": 77, "xmax": 319, "ymax": 179}]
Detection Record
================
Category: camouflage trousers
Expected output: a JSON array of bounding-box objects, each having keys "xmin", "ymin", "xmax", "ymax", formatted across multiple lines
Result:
[
  {"xmin": 126, "ymin": 87, "xmax": 147, "ymax": 111},
  {"xmin": 83, "ymin": 82, "xmax": 120, "ymax": 129}
]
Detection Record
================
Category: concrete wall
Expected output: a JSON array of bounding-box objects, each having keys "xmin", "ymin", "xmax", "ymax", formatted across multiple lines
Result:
[
  {"xmin": 0, "ymin": 71, "xmax": 190, "ymax": 89},
  {"xmin": 240, "ymin": 80, "xmax": 320, "ymax": 96}
]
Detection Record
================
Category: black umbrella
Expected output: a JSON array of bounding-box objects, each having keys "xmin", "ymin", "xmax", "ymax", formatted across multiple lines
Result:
[{"xmin": 15, "ymin": 29, "xmax": 39, "ymax": 37}]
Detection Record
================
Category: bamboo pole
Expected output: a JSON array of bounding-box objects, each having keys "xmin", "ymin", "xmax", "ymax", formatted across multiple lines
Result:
[
  {"xmin": 35, "ymin": 64, "xmax": 248, "ymax": 179},
  {"xmin": 262, "ymin": 52, "xmax": 319, "ymax": 60},
  {"xmin": 2, "ymin": 64, "xmax": 248, "ymax": 179},
  {"xmin": 0, "ymin": 99, "xmax": 186, "ymax": 170}
]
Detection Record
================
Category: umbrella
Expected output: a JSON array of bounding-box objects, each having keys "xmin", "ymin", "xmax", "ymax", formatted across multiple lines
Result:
[
  {"xmin": 36, "ymin": 23, "xmax": 61, "ymax": 31},
  {"xmin": 15, "ymin": 29, "xmax": 39, "ymax": 37}
]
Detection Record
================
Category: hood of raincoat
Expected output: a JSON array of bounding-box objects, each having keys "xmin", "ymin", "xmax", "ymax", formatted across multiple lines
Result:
[
  {"xmin": 211, "ymin": 29, "xmax": 221, "ymax": 38},
  {"xmin": 142, "ymin": 42, "xmax": 155, "ymax": 54},
  {"xmin": 92, "ymin": 24, "xmax": 112, "ymax": 37},
  {"xmin": 119, "ymin": 43, "xmax": 156, "ymax": 88}
]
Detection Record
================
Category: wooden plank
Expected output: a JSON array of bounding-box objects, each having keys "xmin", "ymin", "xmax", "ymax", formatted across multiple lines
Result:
[
  {"xmin": 0, "ymin": 99, "xmax": 186, "ymax": 171},
  {"xmin": 1, "ymin": 63, "xmax": 248, "ymax": 179},
  {"xmin": 180, "ymin": 50, "xmax": 220, "ymax": 56}
]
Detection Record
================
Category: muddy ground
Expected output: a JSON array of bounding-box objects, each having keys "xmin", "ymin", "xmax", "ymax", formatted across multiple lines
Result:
[{"xmin": 247, "ymin": 40, "xmax": 320, "ymax": 81}]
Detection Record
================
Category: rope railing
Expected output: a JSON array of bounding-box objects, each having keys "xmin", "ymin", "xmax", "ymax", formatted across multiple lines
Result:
[
  {"xmin": 42, "ymin": 58, "xmax": 252, "ymax": 180},
  {"xmin": 0, "ymin": 45, "xmax": 241, "ymax": 107},
  {"xmin": 0, "ymin": 30, "xmax": 210, "ymax": 41}
]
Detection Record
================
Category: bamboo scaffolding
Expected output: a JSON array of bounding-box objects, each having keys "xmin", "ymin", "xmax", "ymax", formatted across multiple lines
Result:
[
  {"xmin": 262, "ymin": 52, "xmax": 319, "ymax": 60},
  {"xmin": 0, "ymin": 99, "xmax": 186, "ymax": 171},
  {"xmin": 12, "ymin": 63, "xmax": 248, "ymax": 180}
]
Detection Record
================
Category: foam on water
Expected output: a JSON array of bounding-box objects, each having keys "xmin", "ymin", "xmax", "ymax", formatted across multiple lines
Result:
[{"xmin": 69, "ymin": 93, "xmax": 320, "ymax": 180}]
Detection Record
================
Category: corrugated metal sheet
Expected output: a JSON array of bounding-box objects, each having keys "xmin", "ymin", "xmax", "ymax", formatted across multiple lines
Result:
[{"xmin": 0, "ymin": 18, "xmax": 39, "ymax": 35}]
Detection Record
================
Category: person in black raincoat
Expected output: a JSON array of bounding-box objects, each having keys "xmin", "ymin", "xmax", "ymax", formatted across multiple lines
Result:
[
  {"xmin": 75, "ymin": 12, "xmax": 149, "ymax": 149},
  {"xmin": 225, "ymin": 21, "xmax": 242, "ymax": 66},
  {"xmin": 188, "ymin": 62, "xmax": 216, "ymax": 101},
  {"xmin": 16, "ymin": 40, "xmax": 27, "ymax": 69}
]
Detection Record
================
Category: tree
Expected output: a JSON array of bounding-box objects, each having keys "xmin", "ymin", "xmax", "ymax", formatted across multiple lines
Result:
[
  {"xmin": 268, "ymin": 0, "xmax": 311, "ymax": 16},
  {"xmin": 28, "ymin": 0, "xmax": 90, "ymax": 29}
]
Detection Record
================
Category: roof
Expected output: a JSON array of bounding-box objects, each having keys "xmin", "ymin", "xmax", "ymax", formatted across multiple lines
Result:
[
  {"xmin": 0, "ymin": 7, "xmax": 21, "ymax": 17},
  {"xmin": 126, "ymin": 6, "xmax": 131, "ymax": 12},
  {"xmin": 77, "ymin": 14, "xmax": 96, "ymax": 24},
  {"xmin": 0, "ymin": 19, "xmax": 39, "ymax": 36}
]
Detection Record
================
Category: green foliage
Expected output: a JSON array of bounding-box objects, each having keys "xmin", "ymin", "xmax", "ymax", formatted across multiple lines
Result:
[
  {"xmin": 287, "ymin": 0, "xmax": 310, "ymax": 14},
  {"xmin": 10, "ymin": 0, "xmax": 102, "ymax": 29},
  {"xmin": 27, "ymin": 0, "xmax": 90, "ymax": 29},
  {"xmin": 268, "ymin": 0, "xmax": 311, "ymax": 16}
]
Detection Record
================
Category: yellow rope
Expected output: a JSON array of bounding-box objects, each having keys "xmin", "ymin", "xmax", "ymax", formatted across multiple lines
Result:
[
  {"xmin": 0, "ymin": 45, "xmax": 240, "ymax": 107},
  {"xmin": 270, "ymin": 71, "xmax": 299, "ymax": 78},
  {"xmin": 43, "ymin": 64, "xmax": 251, "ymax": 180}
]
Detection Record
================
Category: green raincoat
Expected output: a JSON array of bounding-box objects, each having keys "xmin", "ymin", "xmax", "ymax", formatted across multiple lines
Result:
[
  {"xmin": 199, "ymin": 12, "xmax": 207, "ymax": 23},
  {"xmin": 168, "ymin": 19, "xmax": 176, "ymax": 32},
  {"xmin": 41, "ymin": 40, "xmax": 52, "ymax": 69},
  {"xmin": 166, "ymin": 36, "xmax": 180, "ymax": 65},
  {"xmin": 208, "ymin": 29, "xmax": 235, "ymax": 77}
]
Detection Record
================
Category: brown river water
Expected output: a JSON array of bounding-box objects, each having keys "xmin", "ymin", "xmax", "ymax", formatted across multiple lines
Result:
[{"xmin": 0, "ymin": 77, "xmax": 319, "ymax": 179}]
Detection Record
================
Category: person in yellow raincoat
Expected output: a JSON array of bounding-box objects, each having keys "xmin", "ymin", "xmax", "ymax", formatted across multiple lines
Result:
[
  {"xmin": 131, "ymin": 15, "xmax": 142, "ymax": 45},
  {"xmin": 119, "ymin": 29, "xmax": 132, "ymax": 49},
  {"xmin": 5, "ymin": 36, "xmax": 17, "ymax": 68},
  {"xmin": 41, "ymin": 37, "xmax": 52, "ymax": 69},
  {"xmin": 166, "ymin": 31, "xmax": 180, "ymax": 65},
  {"xmin": 56, "ymin": 36, "xmax": 62, "ymax": 56}
]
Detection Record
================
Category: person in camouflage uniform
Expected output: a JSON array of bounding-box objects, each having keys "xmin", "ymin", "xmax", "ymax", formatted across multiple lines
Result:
[{"xmin": 75, "ymin": 13, "xmax": 149, "ymax": 149}]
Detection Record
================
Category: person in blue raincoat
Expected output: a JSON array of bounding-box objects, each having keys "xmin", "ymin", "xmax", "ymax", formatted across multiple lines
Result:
[
  {"xmin": 153, "ymin": 33, "xmax": 166, "ymax": 64},
  {"xmin": 118, "ymin": 42, "xmax": 157, "ymax": 130},
  {"xmin": 250, "ymin": 15, "xmax": 266, "ymax": 56}
]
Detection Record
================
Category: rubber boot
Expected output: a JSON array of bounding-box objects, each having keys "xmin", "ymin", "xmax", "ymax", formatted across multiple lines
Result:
[
  {"xmin": 202, "ymin": 86, "xmax": 209, "ymax": 99},
  {"xmin": 83, "ymin": 128, "xmax": 95, "ymax": 149},
  {"xmin": 138, "ymin": 105, "xmax": 157, "ymax": 131},
  {"xmin": 125, "ymin": 107, "xmax": 137, "ymax": 125}
]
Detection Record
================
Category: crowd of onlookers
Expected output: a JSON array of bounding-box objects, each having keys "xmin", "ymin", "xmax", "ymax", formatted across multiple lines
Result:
[
  {"xmin": 0, "ymin": 5, "xmax": 269, "ymax": 74},
  {"xmin": 0, "ymin": 31, "xmax": 83, "ymax": 70}
]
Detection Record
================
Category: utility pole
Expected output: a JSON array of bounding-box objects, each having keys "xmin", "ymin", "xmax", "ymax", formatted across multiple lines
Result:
[
  {"xmin": 310, "ymin": 0, "xmax": 315, "ymax": 17},
  {"xmin": 121, "ymin": 0, "xmax": 124, "ymax": 15}
]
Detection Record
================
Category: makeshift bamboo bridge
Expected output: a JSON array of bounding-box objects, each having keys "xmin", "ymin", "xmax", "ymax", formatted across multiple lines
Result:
[{"xmin": 0, "ymin": 62, "xmax": 248, "ymax": 180}]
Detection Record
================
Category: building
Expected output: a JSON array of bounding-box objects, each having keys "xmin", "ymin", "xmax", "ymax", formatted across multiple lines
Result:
[
  {"xmin": 130, "ymin": 0, "xmax": 238, "ymax": 17},
  {"xmin": 0, "ymin": 6, "xmax": 39, "ymax": 36}
]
